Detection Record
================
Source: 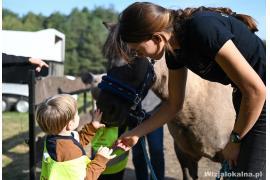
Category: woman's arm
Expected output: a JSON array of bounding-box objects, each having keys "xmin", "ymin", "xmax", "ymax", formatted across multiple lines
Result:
[
  {"xmin": 116, "ymin": 67, "xmax": 187, "ymax": 150},
  {"xmin": 135, "ymin": 67, "xmax": 187, "ymax": 137},
  {"xmin": 2, "ymin": 53, "xmax": 49, "ymax": 72},
  {"xmin": 215, "ymin": 40, "xmax": 266, "ymax": 139},
  {"xmin": 2, "ymin": 53, "xmax": 29, "ymax": 65}
]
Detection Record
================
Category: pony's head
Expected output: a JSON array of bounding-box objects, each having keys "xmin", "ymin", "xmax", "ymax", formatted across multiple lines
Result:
[
  {"xmin": 97, "ymin": 58, "xmax": 155, "ymax": 126},
  {"xmin": 96, "ymin": 22, "xmax": 156, "ymax": 127}
]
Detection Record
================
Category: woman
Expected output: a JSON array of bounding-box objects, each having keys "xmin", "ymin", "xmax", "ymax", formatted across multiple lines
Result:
[{"xmin": 115, "ymin": 2, "xmax": 266, "ymax": 179}]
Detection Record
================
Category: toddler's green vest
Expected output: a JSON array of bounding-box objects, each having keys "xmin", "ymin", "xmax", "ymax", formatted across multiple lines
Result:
[
  {"xmin": 91, "ymin": 127, "xmax": 128, "ymax": 174},
  {"xmin": 40, "ymin": 133, "xmax": 90, "ymax": 180}
]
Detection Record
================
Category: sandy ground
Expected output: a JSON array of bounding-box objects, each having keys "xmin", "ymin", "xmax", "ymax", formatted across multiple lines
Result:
[
  {"xmin": 79, "ymin": 113, "xmax": 221, "ymax": 180},
  {"xmin": 123, "ymin": 125, "xmax": 221, "ymax": 180}
]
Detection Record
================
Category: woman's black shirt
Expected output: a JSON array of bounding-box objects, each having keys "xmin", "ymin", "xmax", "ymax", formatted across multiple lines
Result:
[{"xmin": 165, "ymin": 11, "xmax": 265, "ymax": 85}]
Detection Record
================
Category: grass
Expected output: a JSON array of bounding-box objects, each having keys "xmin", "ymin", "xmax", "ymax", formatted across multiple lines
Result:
[
  {"xmin": 2, "ymin": 93, "xmax": 93, "ymax": 180},
  {"xmin": 77, "ymin": 92, "xmax": 93, "ymax": 113},
  {"xmin": 2, "ymin": 112, "xmax": 30, "ymax": 180},
  {"xmin": 2, "ymin": 112, "xmax": 28, "ymax": 141}
]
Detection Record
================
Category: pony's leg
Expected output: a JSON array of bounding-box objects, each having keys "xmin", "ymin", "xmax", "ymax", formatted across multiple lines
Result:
[{"xmin": 174, "ymin": 141, "xmax": 198, "ymax": 180}]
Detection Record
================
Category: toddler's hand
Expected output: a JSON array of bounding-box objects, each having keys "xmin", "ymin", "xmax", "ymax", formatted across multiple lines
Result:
[
  {"xmin": 97, "ymin": 146, "xmax": 116, "ymax": 160},
  {"xmin": 91, "ymin": 109, "xmax": 105, "ymax": 129}
]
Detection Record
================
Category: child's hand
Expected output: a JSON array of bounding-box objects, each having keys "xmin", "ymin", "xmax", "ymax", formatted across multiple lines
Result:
[
  {"xmin": 91, "ymin": 109, "xmax": 106, "ymax": 129},
  {"xmin": 97, "ymin": 146, "xmax": 116, "ymax": 160}
]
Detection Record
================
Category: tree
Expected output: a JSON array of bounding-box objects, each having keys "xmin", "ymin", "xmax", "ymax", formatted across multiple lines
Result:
[
  {"xmin": 2, "ymin": 7, "xmax": 119, "ymax": 75},
  {"xmin": 2, "ymin": 9, "xmax": 24, "ymax": 30},
  {"xmin": 43, "ymin": 12, "xmax": 66, "ymax": 31},
  {"xmin": 22, "ymin": 12, "xmax": 45, "ymax": 31}
]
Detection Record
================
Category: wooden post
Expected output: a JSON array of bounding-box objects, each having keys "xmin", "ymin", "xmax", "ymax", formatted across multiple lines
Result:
[{"xmin": 28, "ymin": 69, "xmax": 36, "ymax": 180}]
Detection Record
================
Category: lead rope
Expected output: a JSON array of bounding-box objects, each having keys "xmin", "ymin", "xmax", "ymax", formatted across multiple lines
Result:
[
  {"xmin": 140, "ymin": 58, "xmax": 158, "ymax": 180},
  {"xmin": 216, "ymin": 161, "xmax": 234, "ymax": 180},
  {"xmin": 140, "ymin": 137, "xmax": 158, "ymax": 180},
  {"xmin": 137, "ymin": 111, "xmax": 158, "ymax": 180}
]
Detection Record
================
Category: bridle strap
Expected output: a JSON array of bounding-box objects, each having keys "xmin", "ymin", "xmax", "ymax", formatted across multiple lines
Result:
[{"xmin": 98, "ymin": 60, "xmax": 156, "ymax": 110}]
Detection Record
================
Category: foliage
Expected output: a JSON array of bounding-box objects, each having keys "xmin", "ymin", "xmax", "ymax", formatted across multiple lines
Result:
[{"xmin": 2, "ymin": 6, "xmax": 119, "ymax": 75}]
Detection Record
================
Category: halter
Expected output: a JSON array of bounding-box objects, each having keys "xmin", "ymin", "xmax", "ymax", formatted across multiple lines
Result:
[
  {"xmin": 98, "ymin": 59, "xmax": 156, "ymax": 126},
  {"xmin": 98, "ymin": 59, "xmax": 158, "ymax": 180}
]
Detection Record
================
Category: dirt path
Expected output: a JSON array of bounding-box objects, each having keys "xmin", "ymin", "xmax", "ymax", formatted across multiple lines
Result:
[
  {"xmin": 123, "ymin": 125, "xmax": 221, "ymax": 180},
  {"xmin": 79, "ymin": 113, "xmax": 221, "ymax": 180}
]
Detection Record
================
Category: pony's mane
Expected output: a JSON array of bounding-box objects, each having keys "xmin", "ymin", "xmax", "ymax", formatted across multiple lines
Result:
[
  {"xmin": 103, "ymin": 23, "xmax": 130, "ymax": 69},
  {"xmin": 103, "ymin": 25, "xmax": 119, "ymax": 61}
]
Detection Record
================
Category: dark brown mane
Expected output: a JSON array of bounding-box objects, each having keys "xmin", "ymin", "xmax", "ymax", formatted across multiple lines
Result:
[{"xmin": 103, "ymin": 22, "xmax": 135, "ymax": 69}]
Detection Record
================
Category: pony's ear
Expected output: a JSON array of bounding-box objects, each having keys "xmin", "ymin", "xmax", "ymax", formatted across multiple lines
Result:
[{"xmin": 103, "ymin": 22, "xmax": 116, "ymax": 31}]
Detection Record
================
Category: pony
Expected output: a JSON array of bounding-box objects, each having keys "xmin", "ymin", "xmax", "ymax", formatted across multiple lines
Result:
[{"xmin": 84, "ymin": 23, "xmax": 236, "ymax": 179}]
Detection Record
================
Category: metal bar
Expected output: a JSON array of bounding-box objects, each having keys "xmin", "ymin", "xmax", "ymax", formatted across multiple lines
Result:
[{"xmin": 28, "ymin": 69, "xmax": 36, "ymax": 180}]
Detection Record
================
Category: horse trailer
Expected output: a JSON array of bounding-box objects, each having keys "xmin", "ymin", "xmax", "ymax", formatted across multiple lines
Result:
[{"xmin": 2, "ymin": 29, "xmax": 65, "ymax": 112}]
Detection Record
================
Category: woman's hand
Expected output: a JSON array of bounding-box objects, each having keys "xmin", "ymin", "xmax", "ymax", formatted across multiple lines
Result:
[
  {"xmin": 28, "ymin": 57, "xmax": 49, "ymax": 72},
  {"xmin": 222, "ymin": 142, "xmax": 241, "ymax": 168},
  {"xmin": 115, "ymin": 131, "xmax": 139, "ymax": 151},
  {"xmin": 91, "ymin": 109, "xmax": 106, "ymax": 129}
]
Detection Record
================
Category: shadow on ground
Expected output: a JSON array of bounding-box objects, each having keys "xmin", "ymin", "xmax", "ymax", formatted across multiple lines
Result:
[
  {"xmin": 123, "ymin": 168, "xmax": 178, "ymax": 180},
  {"xmin": 2, "ymin": 127, "xmax": 43, "ymax": 180}
]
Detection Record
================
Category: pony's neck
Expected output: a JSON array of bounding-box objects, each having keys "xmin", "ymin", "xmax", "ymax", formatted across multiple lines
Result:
[{"xmin": 150, "ymin": 58, "xmax": 169, "ymax": 100}]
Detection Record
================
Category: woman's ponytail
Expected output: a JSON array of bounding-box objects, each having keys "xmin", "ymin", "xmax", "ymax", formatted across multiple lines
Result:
[
  {"xmin": 233, "ymin": 13, "xmax": 258, "ymax": 32},
  {"xmin": 172, "ymin": 6, "xmax": 258, "ymax": 33}
]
